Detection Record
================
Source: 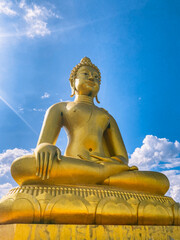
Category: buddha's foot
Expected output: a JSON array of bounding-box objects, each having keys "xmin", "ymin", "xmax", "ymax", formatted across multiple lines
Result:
[
  {"xmin": 103, "ymin": 170, "xmax": 170, "ymax": 195},
  {"xmin": 0, "ymin": 184, "xmax": 179, "ymax": 225}
]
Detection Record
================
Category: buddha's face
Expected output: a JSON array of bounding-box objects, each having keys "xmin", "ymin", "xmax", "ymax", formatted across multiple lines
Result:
[{"xmin": 74, "ymin": 66, "xmax": 100, "ymax": 97}]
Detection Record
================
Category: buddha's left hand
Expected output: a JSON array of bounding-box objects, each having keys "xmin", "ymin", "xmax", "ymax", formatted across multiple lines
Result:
[
  {"xmin": 77, "ymin": 154, "xmax": 123, "ymax": 165},
  {"xmin": 90, "ymin": 154, "xmax": 126, "ymax": 164},
  {"xmin": 90, "ymin": 154, "xmax": 138, "ymax": 170}
]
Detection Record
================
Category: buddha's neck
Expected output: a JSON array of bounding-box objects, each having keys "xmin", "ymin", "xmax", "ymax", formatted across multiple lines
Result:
[{"xmin": 74, "ymin": 95, "xmax": 94, "ymax": 105}]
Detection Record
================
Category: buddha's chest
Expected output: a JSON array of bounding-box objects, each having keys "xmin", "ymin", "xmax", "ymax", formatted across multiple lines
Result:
[{"xmin": 64, "ymin": 103, "xmax": 109, "ymax": 132}]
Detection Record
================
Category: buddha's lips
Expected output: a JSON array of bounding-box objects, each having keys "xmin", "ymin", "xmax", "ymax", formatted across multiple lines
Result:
[{"xmin": 86, "ymin": 80, "xmax": 95, "ymax": 86}]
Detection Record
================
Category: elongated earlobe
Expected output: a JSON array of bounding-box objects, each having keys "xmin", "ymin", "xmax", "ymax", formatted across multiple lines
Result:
[
  {"xmin": 96, "ymin": 95, "xmax": 100, "ymax": 104},
  {"xmin": 70, "ymin": 86, "xmax": 75, "ymax": 97}
]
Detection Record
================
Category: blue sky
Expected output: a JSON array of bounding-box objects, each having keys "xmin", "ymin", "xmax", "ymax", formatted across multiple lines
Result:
[{"xmin": 0, "ymin": 0, "xmax": 180, "ymax": 201}]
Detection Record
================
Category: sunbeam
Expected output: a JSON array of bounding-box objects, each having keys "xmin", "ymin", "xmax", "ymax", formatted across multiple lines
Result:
[{"xmin": 0, "ymin": 95, "xmax": 37, "ymax": 135}]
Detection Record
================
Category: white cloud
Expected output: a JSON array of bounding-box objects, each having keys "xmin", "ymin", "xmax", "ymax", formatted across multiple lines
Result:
[
  {"xmin": 20, "ymin": 1, "xmax": 60, "ymax": 38},
  {"xmin": 18, "ymin": 107, "xmax": 24, "ymax": 112},
  {"xmin": 161, "ymin": 170, "xmax": 180, "ymax": 202},
  {"xmin": 33, "ymin": 108, "xmax": 45, "ymax": 112},
  {"xmin": 0, "ymin": 0, "xmax": 61, "ymax": 38},
  {"xmin": 0, "ymin": 183, "xmax": 13, "ymax": 198},
  {"xmin": 129, "ymin": 135, "xmax": 180, "ymax": 202},
  {"xmin": 19, "ymin": 0, "xmax": 25, "ymax": 9},
  {"xmin": 41, "ymin": 92, "xmax": 50, "ymax": 99},
  {"xmin": 0, "ymin": 1, "xmax": 17, "ymax": 16},
  {"xmin": 0, "ymin": 148, "xmax": 33, "ymax": 198},
  {"xmin": 130, "ymin": 135, "xmax": 180, "ymax": 170},
  {"xmin": 0, "ymin": 148, "xmax": 33, "ymax": 177},
  {"xmin": 26, "ymin": 20, "xmax": 50, "ymax": 38}
]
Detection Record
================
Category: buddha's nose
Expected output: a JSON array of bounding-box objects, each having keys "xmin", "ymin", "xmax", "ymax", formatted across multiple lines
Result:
[{"xmin": 88, "ymin": 74, "xmax": 94, "ymax": 81}]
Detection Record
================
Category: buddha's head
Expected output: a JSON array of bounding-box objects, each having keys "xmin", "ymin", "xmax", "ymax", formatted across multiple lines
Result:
[{"xmin": 69, "ymin": 57, "xmax": 101, "ymax": 102}]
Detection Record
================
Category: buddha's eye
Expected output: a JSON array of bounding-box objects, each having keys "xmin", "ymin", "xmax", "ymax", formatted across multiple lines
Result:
[{"xmin": 83, "ymin": 72, "xmax": 88, "ymax": 76}]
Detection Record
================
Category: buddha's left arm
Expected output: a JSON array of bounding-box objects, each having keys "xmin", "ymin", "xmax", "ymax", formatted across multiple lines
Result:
[{"xmin": 103, "ymin": 114, "xmax": 129, "ymax": 165}]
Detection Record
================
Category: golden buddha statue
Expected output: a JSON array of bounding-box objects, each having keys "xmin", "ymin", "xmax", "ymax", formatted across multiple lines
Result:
[
  {"xmin": 11, "ymin": 57, "xmax": 169, "ymax": 195},
  {"xmin": 0, "ymin": 57, "xmax": 179, "ymax": 226}
]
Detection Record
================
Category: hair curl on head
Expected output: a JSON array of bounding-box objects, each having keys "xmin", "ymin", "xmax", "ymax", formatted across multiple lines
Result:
[{"xmin": 69, "ymin": 57, "xmax": 101, "ymax": 88}]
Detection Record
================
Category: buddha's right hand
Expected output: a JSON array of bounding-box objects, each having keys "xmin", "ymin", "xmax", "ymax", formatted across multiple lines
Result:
[{"xmin": 34, "ymin": 143, "xmax": 61, "ymax": 180}]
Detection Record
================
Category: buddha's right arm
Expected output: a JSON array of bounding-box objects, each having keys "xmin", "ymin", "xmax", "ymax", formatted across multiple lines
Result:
[
  {"xmin": 37, "ymin": 103, "xmax": 63, "ymax": 145},
  {"xmin": 34, "ymin": 103, "xmax": 63, "ymax": 180}
]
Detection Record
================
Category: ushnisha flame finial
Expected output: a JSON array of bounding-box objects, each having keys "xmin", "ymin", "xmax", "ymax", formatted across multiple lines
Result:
[
  {"xmin": 69, "ymin": 57, "xmax": 101, "ymax": 87},
  {"xmin": 80, "ymin": 56, "xmax": 92, "ymax": 65}
]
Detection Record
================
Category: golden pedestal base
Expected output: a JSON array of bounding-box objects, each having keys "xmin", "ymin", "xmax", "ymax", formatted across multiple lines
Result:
[
  {"xmin": 0, "ymin": 224, "xmax": 179, "ymax": 240},
  {"xmin": 0, "ymin": 184, "xmax": 179, "ymax": 225}
]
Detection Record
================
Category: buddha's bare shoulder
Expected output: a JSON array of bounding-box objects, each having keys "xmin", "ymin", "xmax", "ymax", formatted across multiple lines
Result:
[
  {"xmin": 98, "ymin": 107, "xmax": 118, "ymax": 125},
  {"xmin": 99, "ymin": 107, "xmax": 109, "ymax": 114},
  {"xmin": 46, "ymin": 101, "xmax": 71, "ymax": 114}
]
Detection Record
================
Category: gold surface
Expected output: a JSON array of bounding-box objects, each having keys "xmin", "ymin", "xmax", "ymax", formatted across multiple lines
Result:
[
  {"xmin": 0, "ymin": 185, "xmax": 179, "ymax": 225},
  {"xmin": 11, "ymin": 57, "xmax": 169, "ymax": 195},
  {"xmin": 0, "ymin": 224, "xmax": 180, "ymax": 240},
  {"xmin": 0, "ymin": 57, "xmax": 178, "ymax": 225}
]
